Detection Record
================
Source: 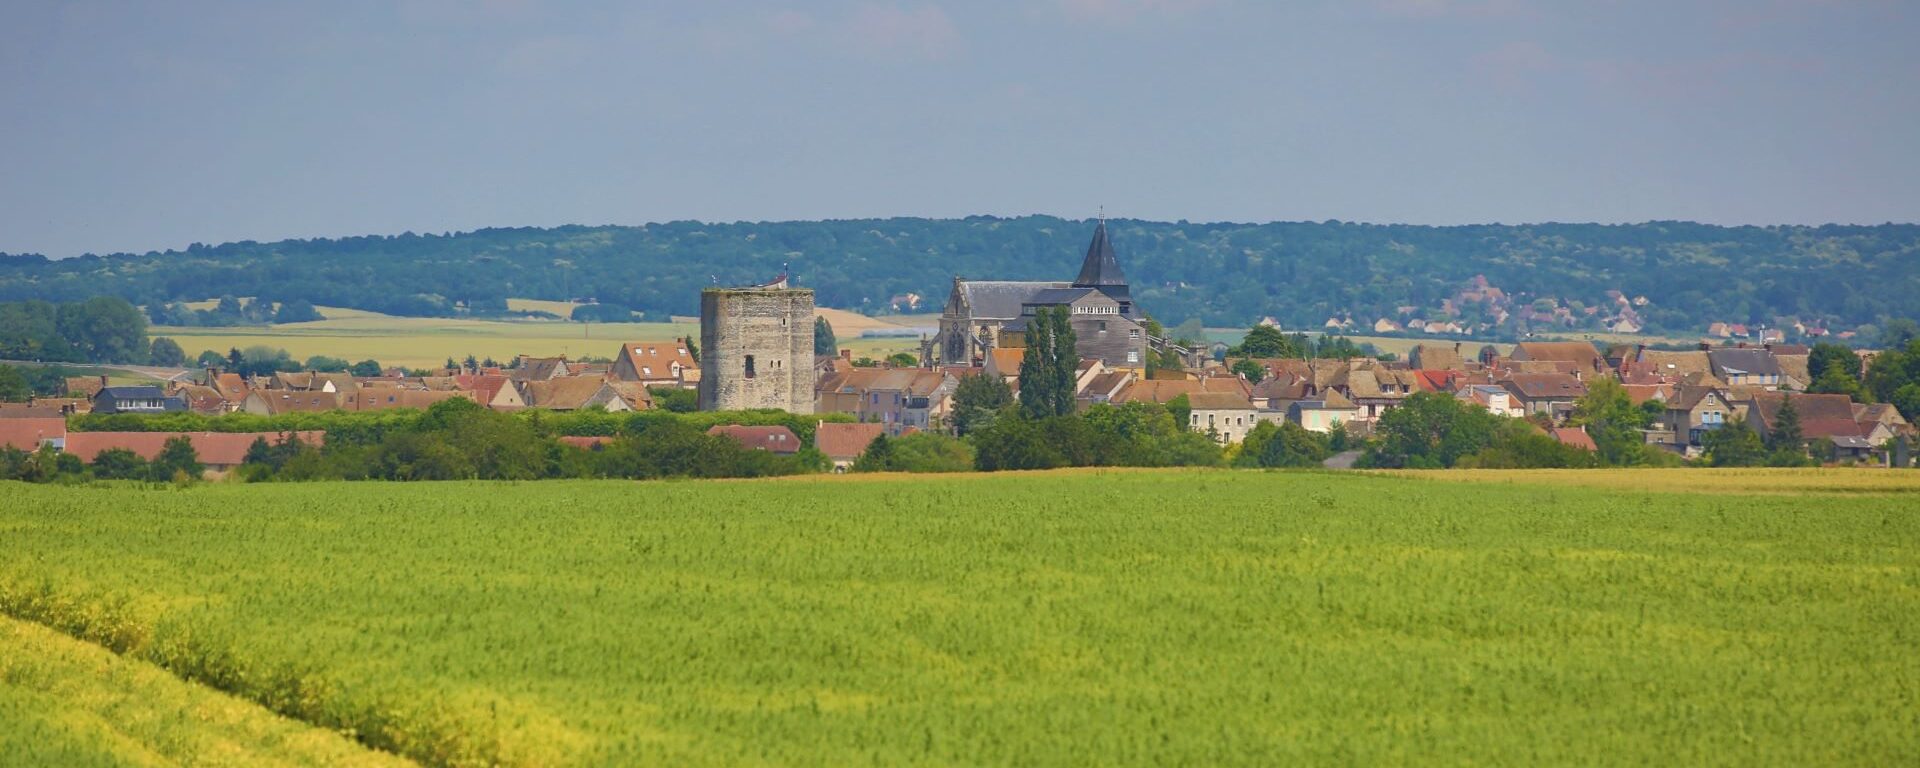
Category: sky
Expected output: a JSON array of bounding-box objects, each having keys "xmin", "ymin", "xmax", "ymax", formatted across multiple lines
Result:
[{"xmin": 2, "ymin": 0, "xmax": 1916, "ymax": 257}]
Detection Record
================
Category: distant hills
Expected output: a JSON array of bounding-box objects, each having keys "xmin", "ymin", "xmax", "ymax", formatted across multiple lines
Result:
[{"xmin": 2, "ymin": 217, "xmax": 1915, "ymax": 339}]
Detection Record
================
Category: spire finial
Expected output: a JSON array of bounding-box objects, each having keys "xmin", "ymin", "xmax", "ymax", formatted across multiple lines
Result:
[{"xmin": 1098, "ymin": 205, "xmax": 1105, "ymax": 227}]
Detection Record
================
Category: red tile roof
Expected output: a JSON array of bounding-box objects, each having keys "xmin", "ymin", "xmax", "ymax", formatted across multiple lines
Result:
[
  {"xmin": 707, "ymin": 425, "xmax": 802, "ymax": 454},
  {"xmin": 0, "ymin": 417, "xmax": 67, "ymax": 451},
  {"xmin": 814, "ymin": 422, "xmax": 885, "ymax": 460},
  {"xmin": 1550, "ymin": 427, "xmax": 1597, "ymax": 451},
  {"xmin": 63, "ymin": 431, "xmax": 325, "ymax": 466}
]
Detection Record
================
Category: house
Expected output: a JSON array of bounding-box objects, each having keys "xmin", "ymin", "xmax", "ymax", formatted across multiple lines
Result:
[
  {"xmin": 984, "ymin": 348, "xmax": 1025, "ymax": 382},
  {"xmin": 1408, "ymin": 344, "xmax": 1467, "ymax": 371},
  {"xmin": 241, "ymin": 390, "xmax": 340, "ymax": 415},
  {"xmin": 0, "ymin": 417, "xmax": 67, "ymax": 452},
  {"xmin": 1248, "ymin": 373, "xmax": 1310, "ymax": 411},
  {"xmin": 170, "ymin": 383, "xmax": 233, "ymax": 415},
  {"xmin": 814, "ymin": 422, "xmax": 886, "ymax": 471},
  {"xmin": 814, "ymin": 368, "xmax": 955, "ymax": 434},
  {"xmin": 62, "ymin": 431, "xmax": 325, "ymax": 477},
  {"xmin": 1745, "ymin": 393, "xmax": 1868, "ymax": 452},
  {"xmin": 1707, "ymin": 322, "xmax": 1731, "ymax": 338},
  {"xmin": 510, "ymin": 356, "xmax": 573, "ymax": 382},
  {"xmin": 1184, "ymin": 392, "xmax": 1257, "ymax": 444},
  {"xmin": 611, "ymin": 340, "xmax": 698, "ymax": 388},
  {"xmin": 520, "ymin": 378, "xmax": 647, "ymax": 411},
  {"xmin": 343, "ymin": 389, "xmax": 478, "ymax": 412},
  {"xmin": 1500, "ymin": 373, "xmax": 1587, "ymax": 421},
  {"xmin": 1621, "ymin": 383, "xmax": 1673, "ymax": 406},
  {"xmin": 1456, "ymin": 384, "xmax": 1523, "ymax": 418},
  {"xmin": 1076, "ymin": 370, "xmax": 1135, "ymax": 408},
  {"xmin": 1707, "ymin": 348, "xmax": 1783, "ymax": 388},
  {"xmin": 66, "ymin": 376, "xmax": 108, "ymax": 399},
  {"xmin": 1622, "ymin": 349, "xmax": 1713, "ymax": 383},
  {"xmin": 707, "ymin": 425, "xmax": 802, "ymax": 455},
  {"xmin": 1508, "ymin": 342, "xmax": 1610, "ymax": 378},
  {"xmin": 1287, "ymin": 391, "xmax": 1360, "ymax": 433},
  {"xmin": 1373, "ymin": 318, "xmax": 1403, "ymax": 334},
  {"xmin": 455, "ymin": 374, "xmax": 528, "ymax": 410},
  {"xmin": 91, "ymin": 386, "xmax": 188, "ymax": 415}
]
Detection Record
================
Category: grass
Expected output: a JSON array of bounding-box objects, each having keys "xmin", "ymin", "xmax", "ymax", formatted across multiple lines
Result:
[
  {"xmin": 0, "ymin": 615, "xmax": 407, "ymax": 767},
  {"xmin": 1, "ymin": 470, "xmax": 1916, "ymax": 766},
  {"xmin": 152, "ymin": 304, "xmax": 919, "ymax": 369},
  {"xmin": 1385, "ymin": 467, "xmax": 1920, "ymax": 495}
]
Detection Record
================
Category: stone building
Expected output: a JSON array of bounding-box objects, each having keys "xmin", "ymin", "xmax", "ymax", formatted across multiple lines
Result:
[
  {"xmin": 928, "ymin": 220, "xmax": 1194, "ymax": 369},
  {"xmin": 698, "ymin": 276, "xmax": 815, "ymax": 413}
]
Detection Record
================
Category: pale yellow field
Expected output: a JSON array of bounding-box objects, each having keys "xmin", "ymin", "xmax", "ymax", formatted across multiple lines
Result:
[
  {"xmin": 1379, "ymin": 467, "xmax": 1920, "ymax": 495},
  {"xmin": 153, "ymin": 305, "xmax": 921, "ymax": 368},
  {"xmin": 0, "ymin": 615, "xmax": 406, "ymax": 767}
]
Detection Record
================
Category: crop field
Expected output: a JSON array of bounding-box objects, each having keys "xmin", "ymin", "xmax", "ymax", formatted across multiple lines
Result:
[
  {"xmin": 152, "ymin": 304, "xmax": 919, "ymax": 369},
  {"xmin": 1, "ymin": 470, "xmax": 1916, "ymax": 766}
]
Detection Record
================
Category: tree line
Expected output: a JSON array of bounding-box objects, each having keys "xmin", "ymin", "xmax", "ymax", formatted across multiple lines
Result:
[{"xmin": 6, "ymin": 217, "xmax": 1918, "ymax": 336}]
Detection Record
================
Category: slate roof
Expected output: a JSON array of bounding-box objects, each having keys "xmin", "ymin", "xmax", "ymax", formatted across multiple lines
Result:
[
  {"xmin": 1708, "ymin": 348, "xmax": 1783, "ymax": 378},
  {"xmin": 957, "ymin": 281, "xmax": 1070, "ymax": 320},
  {"xmin": 1025, "ymin": 287, "xmax": 1099, "ymax": 306},
  {"xmin": 1073, "ymin": 220, "xmax": 1130, "ymax": 302},
  {"xmin": 1502, "ymin": 373, "xmax": 1587, "ymax": 401}
]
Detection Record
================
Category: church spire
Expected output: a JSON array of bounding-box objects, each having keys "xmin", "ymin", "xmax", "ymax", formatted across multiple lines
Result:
[{"xmin": 1073, "ymin": 215, "xmax": 1132, "ymax": 309}]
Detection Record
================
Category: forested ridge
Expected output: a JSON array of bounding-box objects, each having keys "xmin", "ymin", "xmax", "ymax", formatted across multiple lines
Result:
[{"xmin": 3, "ymin": 217, "xmax": 1915, "ymax": 335}]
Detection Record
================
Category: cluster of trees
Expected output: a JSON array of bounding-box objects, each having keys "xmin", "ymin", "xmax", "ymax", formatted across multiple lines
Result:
[
  {"xmin": 1800, "ymin": 339, "xmax": 1920, "ymax": 421},
  {"xmin": 1359, "ymin": 385, "xmax": 1681, "ymax": 470},
  {"xmin": 146, "ymin": 295, "xmax": 323, "ymax": 327},
  {"xmin": 234, "ymin": 402, "xmax": 821, "ymax": 482},
  {"xmin": 0, "ymin": 437, "xmax": 203, "ymax": 485},
  {"xmin": 0, "ymin": 297, "xmax": 149, "ymax": 364},
  {"xmin": 7, "ymin": 218, "xmax": 1918, "ymax": 335},
  {"xmin": 1697, "ymin": 397, "xmax": 1819, "ymax": 468}
]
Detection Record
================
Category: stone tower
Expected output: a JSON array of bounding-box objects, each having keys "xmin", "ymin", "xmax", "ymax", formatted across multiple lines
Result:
[{"xmin": 698, "ymin": 277, "xmax": 815, "ymax": 413}]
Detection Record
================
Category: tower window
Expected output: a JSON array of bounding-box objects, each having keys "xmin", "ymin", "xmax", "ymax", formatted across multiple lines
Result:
[{"xmin": 745, "ymin": 355, "xmax": 756, "ymax": 379}]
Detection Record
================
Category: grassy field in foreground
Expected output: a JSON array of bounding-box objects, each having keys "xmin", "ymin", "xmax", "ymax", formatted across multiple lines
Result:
[
  {"xmin": 154, "ymin": 305, "xmax": 918, "ymax": 368},
  {"xmin": 2, "ymin": 470, "xmax": 1916, "ymax": 766},
  {"xmin": 1385, "ymin": 467, "xmax": 1920, "ymax": 495},
  {"xmin": 0, "ymin": 616, "xmax": 405, "ymax": 768}
]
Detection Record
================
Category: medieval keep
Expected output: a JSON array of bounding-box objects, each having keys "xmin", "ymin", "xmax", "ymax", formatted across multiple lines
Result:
[
  {"xmin": 928, "ymin": 220, "xmax": 1194, "ymax": 368},
  {"xmin": 699, "ymin": 275, "xmax": 815, "ymax": 413}
]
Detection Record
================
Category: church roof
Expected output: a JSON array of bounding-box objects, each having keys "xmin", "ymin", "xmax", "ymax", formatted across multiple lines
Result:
[
  {"xmin": 957, "ymin": 281, "xmax": 1069, "ymax": 320},
  {"xmin": 1074, "ymin": 220, "xmax": 1129, "ymax": 290}
]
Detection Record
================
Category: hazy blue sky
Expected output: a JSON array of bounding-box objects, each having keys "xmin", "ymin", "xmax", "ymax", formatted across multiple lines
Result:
[{"xmin": 3, "ymin": 0, "xmax": 1915, "ymax": 256}]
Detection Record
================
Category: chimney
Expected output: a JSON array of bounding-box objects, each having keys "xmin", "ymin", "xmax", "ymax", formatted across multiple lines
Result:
[
  {"xmin": 100, "ymin": 374, "xmax": 110, "ymax": 389},
  {"xmin": 840, "ymin": 349, "xmax": 852, "ymax": 361}
]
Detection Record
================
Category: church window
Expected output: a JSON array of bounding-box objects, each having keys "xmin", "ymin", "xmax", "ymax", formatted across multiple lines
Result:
[
  {"xmin": 1129, "ymin": 330, "xmax": 1140, "ymax": 340},
  {"xmin": 745, "ymin": 355, "xmax": 756, "ymax": 379}
]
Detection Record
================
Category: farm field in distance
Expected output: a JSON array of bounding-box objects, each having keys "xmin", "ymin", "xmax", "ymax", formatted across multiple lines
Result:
[
  {"xmin": 151, "ymin": 303, "xmax": 926, "ymax": 369},
  {"xmin": 2, "ymin": 469, "xmax": 1915, "ymax": 766}
]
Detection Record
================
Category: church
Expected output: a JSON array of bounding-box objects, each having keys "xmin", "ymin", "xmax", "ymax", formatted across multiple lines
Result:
[{"xmin": 928, "ymin": 221, "xmax": 1188, "ymax": 369}]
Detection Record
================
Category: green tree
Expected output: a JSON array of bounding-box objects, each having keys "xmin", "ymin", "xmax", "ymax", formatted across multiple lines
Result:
[
  {"xmin": 1166, "ymin": 394, "xmax": 1192, "ymax": 433},
  {"xmin": 1230, "ymin": 358, "xmax": 1265, "ymax": 384},
  {"xmin": 304, "ymin": 355, "xmax": 350, "ymax": 372},
  {"xmin": 1018, "ymin": 307, "xmax": 1074, "ymax": 419},
  {"xmin": 148, "ymin": 336, "xmax": 186, "ymax": 367},
  {"xmin": 1807, "ymin": 342, "xmax": 1861, "ymax": 382},
  {"xmin": 887, "ymin": 351, "xmax": 918, "ymax": 367},
  {"xmin": 273, "ymin": 299, "xmax": 324, "ymax": 323},
  {"xmin": 150, "ymin": 435, "xmax": 203, "ymax": 481},
  {"xmin": 349, "ymin": 359, "xmax": 384, "ymax": 377},
  {"xmin": 814, "ymin": 317, "xmax": 837, "ymax": 356},
  {"xmin": 1363, "ymin": 392, "xmax": 1504, "ymax": 468},
  {"xmin": 1767, "ymin": 394, "xmax": 1804, "ymax": 452},
  {"xmin": 1233, "ymin": 325, "xmax": 1298, "ymax": 358},
  {"xmin": 952, "ymin": 373, "xmax": 1013, "ymax": 436},
  {"xmin": 1569, "ymin": 378, "xmax": 1653, "ymax": 466},
  {"xmin": 0, "ymin": 364, "xmax": 28, "ymax": 402},
  {"xmin": 852, "ymin": 434, "xmax": 897, "ymax": 472},
  {"xmin": 89, "ymin": 447, "xmax": 148, "ymax": 480},
  {"xmin": 1234, "ymin": 421, "xmax": 1330, "ymax": 468}
]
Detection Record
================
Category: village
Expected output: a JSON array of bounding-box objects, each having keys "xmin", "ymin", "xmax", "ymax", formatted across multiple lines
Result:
[{"xmin": 2, "ymin": 223, "xmax": 1913, "ymax": 474}]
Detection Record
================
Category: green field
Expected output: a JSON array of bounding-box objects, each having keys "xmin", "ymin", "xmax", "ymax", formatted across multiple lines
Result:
[
  {"xmin": 3, "ymin": 470, "xmax": 1917, "ymax": 766},
  {"xmin": 152, "ymin": 305, "xmax": 921, "ymax": 369}
]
